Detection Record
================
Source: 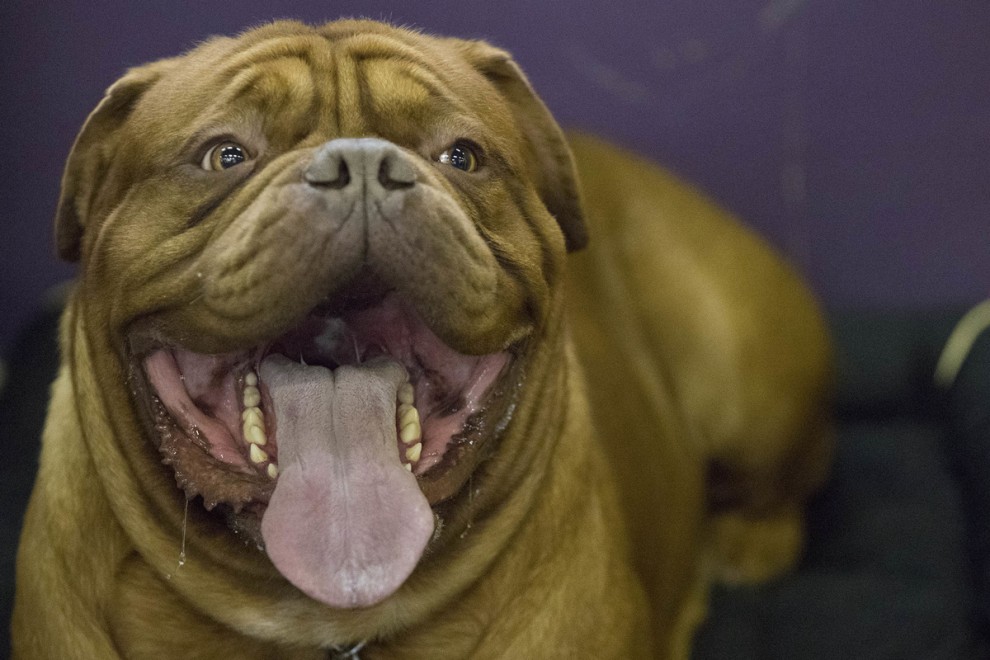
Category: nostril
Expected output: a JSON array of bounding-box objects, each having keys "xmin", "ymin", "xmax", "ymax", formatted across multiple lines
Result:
[
  {"xmin": 305, "ymin": 139, "xmax": 415, "ymax": 192},
  {"xmin": 377, "ymin": 154, "xmax": 416, "ymax": 191},
  {"xmin": 305, "ymin": 156, "xmax": 351, "ymax": 189}
]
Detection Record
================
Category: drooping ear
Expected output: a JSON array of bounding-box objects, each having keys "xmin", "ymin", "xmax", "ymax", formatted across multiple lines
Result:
[
  {"xmin": 450, "ymin": 40, "xmax": 588, "ymax": 252},
  {"xmin": 55, "ymin": 59, "xmax": 174, "ymax": 262}
]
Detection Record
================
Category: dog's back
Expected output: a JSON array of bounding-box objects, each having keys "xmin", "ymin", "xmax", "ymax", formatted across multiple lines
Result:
[{"xmin": 565, "ymin": 133, "xmax": 833, "ymax": 652}]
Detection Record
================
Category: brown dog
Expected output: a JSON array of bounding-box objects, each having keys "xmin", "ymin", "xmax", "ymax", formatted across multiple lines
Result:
[{"xmin": 12, "ymin": 19, "xmax": 832, "ymax": 659}]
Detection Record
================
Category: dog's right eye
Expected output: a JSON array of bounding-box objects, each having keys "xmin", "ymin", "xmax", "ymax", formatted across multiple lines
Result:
[{"xmin": 201, "ymin": 141, "xmax": 250, "ymax": 171}]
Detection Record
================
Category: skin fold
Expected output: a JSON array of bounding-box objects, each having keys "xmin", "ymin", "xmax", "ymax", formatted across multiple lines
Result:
[{"xmin": 12, "ymin": 19, "xmax": 832, "ymax": 659}]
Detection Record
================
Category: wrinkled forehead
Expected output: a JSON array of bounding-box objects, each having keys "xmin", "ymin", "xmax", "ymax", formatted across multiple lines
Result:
[{"xmin": 132, "ymin": 23, "xmax": 516, "ymax": 150}]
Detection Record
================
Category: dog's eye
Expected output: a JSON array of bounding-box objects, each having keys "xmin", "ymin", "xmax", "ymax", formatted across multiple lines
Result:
[
  {"xmin": 438, "ymin": 142, "xmax": 479, "ymax": 173},
  {"xmin": 201, "ymin": 141, "xmax": 250, "ymax": 171}
]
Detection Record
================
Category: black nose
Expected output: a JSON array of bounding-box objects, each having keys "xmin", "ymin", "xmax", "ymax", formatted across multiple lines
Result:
[{"xmin": 305, "ymin": 138, "xmax": 416, "ymax": 192}]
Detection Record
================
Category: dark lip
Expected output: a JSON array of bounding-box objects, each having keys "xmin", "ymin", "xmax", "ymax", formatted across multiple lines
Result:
[
  {"xmin": 126, "ymin": 294, "xmax": 526, "ymax": 511},
  {"xmin": 127, "ymin": 356, "xmax": 276, "ymax": 514},
  {"xmin": 412, "ymin": 344, "xmax": 524, "ymax": 504},
  {"xmin": 310, "ymin": 268, "xmax": 392, "ymax": 316}
]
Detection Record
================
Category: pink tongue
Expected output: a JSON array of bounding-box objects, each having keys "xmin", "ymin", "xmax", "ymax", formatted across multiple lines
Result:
[{"xmin": 259, "ymin": 355, "xmax": 434, "ymax": 609}]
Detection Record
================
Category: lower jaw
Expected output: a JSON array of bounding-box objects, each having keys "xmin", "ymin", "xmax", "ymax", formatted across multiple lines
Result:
[{"xmin": 133, "ymin": 346, "xmax": 522, "ymax": 540}]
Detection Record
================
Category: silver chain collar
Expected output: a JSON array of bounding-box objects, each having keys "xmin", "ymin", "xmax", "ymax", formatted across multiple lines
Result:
[{"xmin": 327, "ymin": 640, "xmax": 367, "ymax": 660}]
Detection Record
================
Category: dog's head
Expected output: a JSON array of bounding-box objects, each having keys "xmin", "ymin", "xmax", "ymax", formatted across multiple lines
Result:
[{"xmin": 56, "ymin": 20, "xmax": 586, "ymax": 609}]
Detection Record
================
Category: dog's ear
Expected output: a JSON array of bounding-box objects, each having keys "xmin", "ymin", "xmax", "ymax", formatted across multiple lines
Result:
[
  {"xmin": 451, "ymin": 40, "xmax": 588, "ymax": 252},
  {"xmin": 55, "ymin": 60, "xmax": 173, "ymax": 262}
]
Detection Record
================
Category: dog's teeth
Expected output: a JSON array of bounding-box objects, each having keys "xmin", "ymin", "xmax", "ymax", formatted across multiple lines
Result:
[
  {"xmin": 398, "ymin": 403, "xmax": 419, "ymax": 429},
  {"xmin": 267, "ymin": 463, "xmax": 279, "ymax": 479},
  {"xmin": 405, "ymin": 463, "xmax": 413, "ymax": 472},
  {"xmin": 249, "ymin": 444, "xmax": 268, "ymax": 464},
  {"xmin": 397, "ymin": 382, "xmax": 414, "ymax": 406},
  {"xmin": 405, "ymin": 442, "xmax": 422, "ymax": 463},
  {"xmin": 245, "ymin": 371, "xmax": 258, "ymax": 387},
  {"xmin": 243, "ymin": 386, "xmax": 261, "ymax": 408},
  {"xmin": 242, "ymin": 407, "xmax": 266, "ymax": 445},
  {"xmin": 399, "ymin": 419, "xmax": 422, "ymax": 444},
  {"xmin": 244, "ymin": 422, "xmax": 267, "ymax": 446}
]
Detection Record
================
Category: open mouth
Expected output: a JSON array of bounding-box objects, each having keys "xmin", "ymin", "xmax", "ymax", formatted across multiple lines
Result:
[{"xmin": 134, "ymin": 287, "xmax": 515, "ymax": 608}]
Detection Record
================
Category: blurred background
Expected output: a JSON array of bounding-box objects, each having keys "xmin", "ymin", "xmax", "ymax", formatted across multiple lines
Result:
[{"xmin": 1, "ymin": 1, "xmax": 988, "ymax": 355}]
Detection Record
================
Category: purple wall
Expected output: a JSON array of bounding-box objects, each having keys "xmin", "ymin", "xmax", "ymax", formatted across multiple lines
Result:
[{"xmin": 2, "ymin": 1, "xmax": 988, "ymax": 352}]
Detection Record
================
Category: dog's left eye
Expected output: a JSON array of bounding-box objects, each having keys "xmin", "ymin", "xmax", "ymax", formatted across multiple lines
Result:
[
  {"xmin": 201, "ymin": 141, "xmax": 251, "ymax": 171},
  {"xmin": 438, "ymin": 142, "xmax": 480, "ymax": 173}
]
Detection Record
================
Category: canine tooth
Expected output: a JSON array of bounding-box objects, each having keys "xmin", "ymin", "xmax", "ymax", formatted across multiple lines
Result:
[
  {"xmin": 243, "ymin": 385, "xmax": 261, "ymax": 408},
  {"xmin": 397, "ymin": 382, "xmax": 414, "ymax": 405},
  {"xmin": 241, "ymin": 407, "xmax": 264, "ymax": 424},
  {"xmin": 249, "ymin": 444, "xmax": 268, "ymax": 464},
  {"xmin": 405, "ymin": 463, "xmax": 413, "ymax": 472},
  {"xmin": 405, "ymin": 442, "xmax": 422, "ymax": 462},
  {"xmin": 400, "ymin": 421, "xmax": 421, "ymax": 444},
  {"xmin": 244, "ymin": 423, "xmax": 267, "ymax": 446},
  {"xmin": 245, "ymin": 372, "xmax": 258, "ymax": 387},
  {"xmin": 267, "ymin": 463, "xmax": 279, "ymax": 479}
]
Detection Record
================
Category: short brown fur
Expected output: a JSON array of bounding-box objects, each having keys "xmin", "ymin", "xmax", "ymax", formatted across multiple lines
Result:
[{"xmin": 13, "ymin": 20, "xmax": 831, "ymax": 659}]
